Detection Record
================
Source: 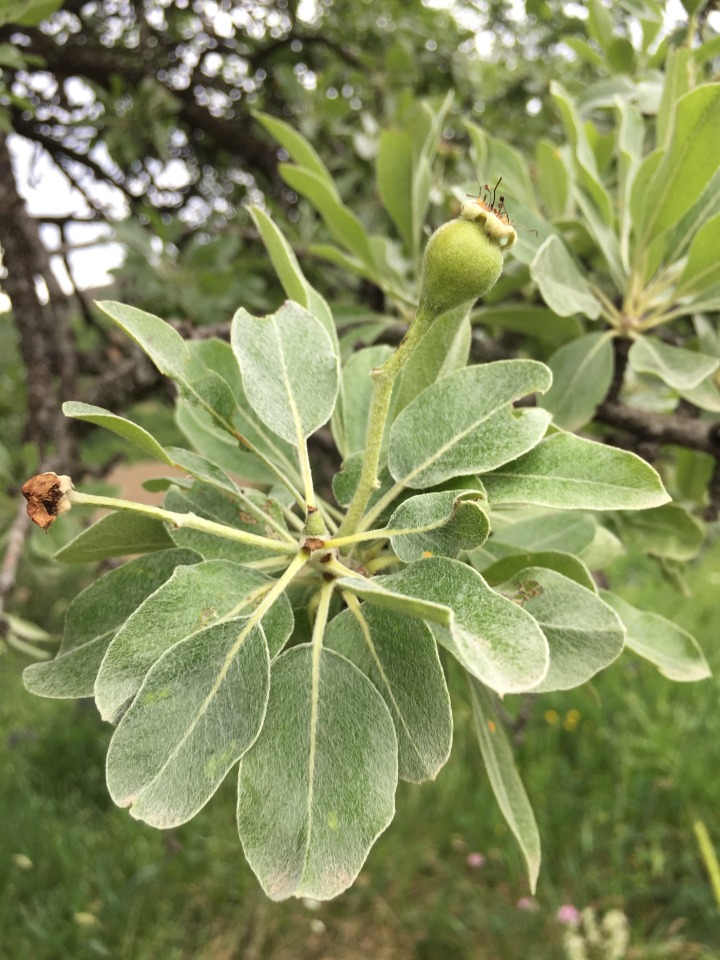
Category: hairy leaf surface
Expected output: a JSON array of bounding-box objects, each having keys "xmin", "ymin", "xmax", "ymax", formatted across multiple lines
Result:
[
  {"xmin": 23, "ymin": 549, "xmax": 200, "ymax": 698},
  {"xmin": 237, "ymin": 645, "xmax": 397, "ymax": 900},
  {"xmin": 325, "ymin": 606, "xmax": 452, "ymax": 782},
  {"xmin": 107, "ymin": 619, "xmax": 270, "ymax": 828},
  {"xmin": 95, "ymin": 559, "xmax": 293, "ymax": 722}
]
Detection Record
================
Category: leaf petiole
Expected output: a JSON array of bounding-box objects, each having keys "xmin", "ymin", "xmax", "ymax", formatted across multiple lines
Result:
[{"xmin": 68, "ymin": 491, "xmax": 300, "ymax": 556}]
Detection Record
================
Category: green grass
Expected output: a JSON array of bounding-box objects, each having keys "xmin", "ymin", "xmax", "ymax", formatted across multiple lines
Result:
[{"xmin": 2, "ymin": 540, "xmax": 719, "ymax": 959}]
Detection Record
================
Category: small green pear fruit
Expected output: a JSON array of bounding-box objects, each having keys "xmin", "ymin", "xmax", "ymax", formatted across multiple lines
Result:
[{"xmin": 419, "ymin": 200, "xmax": 517, "ymax": 319}]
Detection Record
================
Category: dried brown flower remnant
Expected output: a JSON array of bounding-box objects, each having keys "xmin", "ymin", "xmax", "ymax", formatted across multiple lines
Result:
[{"xmin": 22, "ymin": 472, "xmax": 74, "ymax": 530}]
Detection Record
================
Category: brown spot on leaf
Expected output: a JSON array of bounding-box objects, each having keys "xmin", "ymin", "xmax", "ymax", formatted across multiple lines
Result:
[
  {"xmin": 22, "ymin": 472, "xmax": 73, "ymax": 530},
  {"xmin": 512, "ymin": 580, "xmax": 544, "ymax": 606}
]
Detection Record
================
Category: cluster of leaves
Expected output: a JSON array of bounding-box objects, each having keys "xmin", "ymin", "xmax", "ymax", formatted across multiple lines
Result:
[
  {"xmin": 12, "ymin": 0, "xmax": 720, "ymax": 906},
  {"xmin": 23, "ymin": 203, "xmax": 710, "ymax": 903},
  {"xmin": 486, "ymin": 57, "xmax": 720, "ymax": 427},
  {"xmin": 266, "ymin": 5, "xmax": 720, "ymax": 528}
]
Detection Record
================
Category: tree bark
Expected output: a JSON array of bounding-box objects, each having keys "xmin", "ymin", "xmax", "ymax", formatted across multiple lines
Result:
[
  {"xmin": 0, "ymin": 131, "xmax": 77, "ymax": 467},
  {"xmin": 595, "ymin": 399, "xmax": 720, "ymax": 457}
]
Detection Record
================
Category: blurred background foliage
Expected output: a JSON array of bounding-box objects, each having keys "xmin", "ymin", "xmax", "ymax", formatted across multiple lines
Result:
[{"xmin": 1, "ymin": 0, "xmax": 720, "ymax": 957}]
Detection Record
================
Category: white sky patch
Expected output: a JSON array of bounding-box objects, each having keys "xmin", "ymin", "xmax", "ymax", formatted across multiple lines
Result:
[
  {"xmin": 64, "ymin": 76, "xmax": 95, "ymax": 107},
  {"xmin": 0, "ymin": 135, "xmax": 126, "ymax": 311},
  {"xmin": 213, "ymin": 10, "xmax": 234, "ymax": 38},
  {"xmin": 147, "ymin": 157, "xmax": 193, "ymax": 191},
  {"xmin": 665, "ymin": 0, "xmax": 689, "ymax": 25},
  {"xmin": 505, "ymin": 0, "xmax": 527, "ymax": 21},
  {"xmin": 474, "ymin": 30, "xmax": 495, "ymax": 57},
  {"xmin": 296, "ymin": 0, "xmax": 321, "ymax": 25}
]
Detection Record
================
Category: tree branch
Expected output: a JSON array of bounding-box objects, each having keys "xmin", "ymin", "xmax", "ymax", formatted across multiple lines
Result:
[
  {"xmin": 246, "ymin": 33, "xmax": 364, "ymax": 71},
  {"xmin": 10, "ymin": 29, "xmax": 279, "ymax": 182},
  {"xmin": 0, "ymin": 131, "xmax": 77, "ymax": 465},
  {"xmin": 57, "ymin": 222, "xmax": 103, "ymax": 332},
  {"xmin": 606, "ymin": 335, "xmax": 630, "ymax": 404},
  {"xmin": 10, "ymin": 108, "xmax": 134, "ymax": 205},
  {"xmin": 705, "ymin": 457, "xmax": 720, "ymax": 522},
  {"xmin": 0, "ymin": 499, "xmax": 31, "ymax": 602},
  {"xmin": 36, "ymin": 214, "xmax": 101, "ymax": 225},
  {"xmin": 596, "ymin": 400, "xmax": 720, "ymax": 457}
]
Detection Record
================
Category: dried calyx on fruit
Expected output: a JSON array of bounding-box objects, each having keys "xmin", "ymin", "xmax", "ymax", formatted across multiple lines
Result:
[
  {"xmin": 22, "ymin": 472, "xmax": 74, "ymax": 530},
  {"xmin": 418, "ymin": 178, "xmax": 517, "ymax": 319}
]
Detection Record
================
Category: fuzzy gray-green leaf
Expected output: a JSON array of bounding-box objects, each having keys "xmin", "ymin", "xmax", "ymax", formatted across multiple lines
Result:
[
  {"xmin": 628, "ymin": 337, "xmax": 719, "ymax": 391},
  {"xmin": 247, "ymin": 205, "xmax": 336, "ymax": 344},
  {"xmin": 530, "ymin": 236, "xmax": 602, "ymax": 319},
  {"xmin": 54, "ymin": 512, "xmax": 175, "ymax": 563},
  {"xmin": 388, "ymin": 361, "xmax": 552, "ymax": 490},
  {"xmin": 614, "ymin": 503, "xmax": 704, "ymax": 561},
  {"xmin": 387, "ymin": 489, "xmax": 489, "ymax": 562},
  {"xmin": 237, "ymin": 645, "xmax": 397, "ymax": 900},
  {"xmin": 96, "ymin": 300, "xmax": 189, "ymax": 379},
  {"xmin": 340, "ymin": 558, "xmax": 550, "ymax": 695},
  {"xmin": 62, "ymin": 401, "xmax": 174, "ymax": 464},
  {"xmin": 231, "ymin": 302, "xmax": 339, "ymax": 446},
  {"xmin": 487, "ymin": 511, "xmax": 598, "ymax": 558},
  {"xmin": 539, "ymin": 332, "xmax": 614, "ymax": 430},
  {"xmin": 601, "ymin": 592, "xmax": 710, "ymax": 682},
  {"xmin": 483, "ymin": 433, "xmax": 669, "ymax": 510},
  {"xmin": 635, "ymin": 85, "xmax": 720, "ymax": 250},
  {"xmin": 23, "ymin": 549, "xmax": 200, "ymax": 699},
  {"xmin": 95, "ymin": 559, "xmax": 293, "ymax": 723},
  {"xmin": 479, "ymin": 551, "xmax": 597, "ymax": 592},
  {"xmin": 107, "ymin": 618, "xmax": 270, "ymax": 828},
  {"xmin": 325, "ymin": 606, "xmax": 452, "ymax": 783},
  {"xmin": 497, "ymin": 568, "xmax": 624, "ymax": 691},
  {"xmin": 469, "ymin": 679, "xmax": 541, "ymax": 893}
]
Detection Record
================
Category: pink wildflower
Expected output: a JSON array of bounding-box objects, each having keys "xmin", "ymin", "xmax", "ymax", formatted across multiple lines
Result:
[
  {"xmin": 557, "ymin": 904, "xmax": 582, "ymax": 925},
  {"xmin": 466, "ymin": 852, "xmax": 486, "ymax": 869}
]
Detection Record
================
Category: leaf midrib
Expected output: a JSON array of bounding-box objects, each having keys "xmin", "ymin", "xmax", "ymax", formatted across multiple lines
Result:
[
  {"xmin": 395, "ymin": 390, "xmax": 541, "ymax": 488},
  {"xmin": 54, "ymin": 627, "xmax": 115, "ymax": 661},
  {"xmin": 549, "ymin": 334, "xmax": 612, "ymax": 417},
  {"xmin": 488, "ymin": 469, "xmax": 650, "ymax": 493},
  {"xmin": 271, "ymin": 316, "xmax": 306, "ymax": 446},
  {"xmin": 126, "ymin": 619, "xmax": 263, "ymax": 808},
  {"xmin": 100, "ymin": 582, "xmax": 273, "ymax": 717}
]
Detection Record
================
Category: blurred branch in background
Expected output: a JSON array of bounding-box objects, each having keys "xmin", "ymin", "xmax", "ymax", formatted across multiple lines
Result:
[
  {"xmin": 0, "ymin": 130, "xmax": 76, "ymax": 468},
  {"xmin": 0, "ymin": 499, "xmax": 31, "ymax": 627}
]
